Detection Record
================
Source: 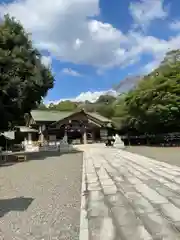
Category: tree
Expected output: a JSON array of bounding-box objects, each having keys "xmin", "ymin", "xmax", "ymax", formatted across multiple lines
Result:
[
  {"xmin": 77, "ymin": 102, "xmax": 96, "ymax": 112},
  {"xmin": 123, "ymin": 50, "xmax": 180, "ymax": 134},
  {"xmin": 96, "ymin": 104, "xmax": 115, "ymax": 118},
  {"xmin": 96, "ymin": 95, "xmax": 116, "ymax": 104},
  {"xmin": 161, "ymin": 49, "xmax": 180, "ymax": 67},
  {"xmin": 49, "ymin": 100, "xmax": 77, "ymax": 111},
  {"xmin": 0, "ymin": 15, "xmax": 54, "ymax": 130},
  {"xmin": 38, "ymin": 102, "xmax": 47, "ymax": 110}
]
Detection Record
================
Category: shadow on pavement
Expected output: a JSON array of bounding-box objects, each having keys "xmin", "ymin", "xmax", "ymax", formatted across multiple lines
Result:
[
  {"xmin": 24, "ymin": 149, "xmax": 83, "ymax": 161},
  {"xmin": 0, "ymin": 196, "xmax": 34, "ymax": 217},
  {"xmin": 0, "ymin": 147, "xmax": 83, "ymax": 167}
]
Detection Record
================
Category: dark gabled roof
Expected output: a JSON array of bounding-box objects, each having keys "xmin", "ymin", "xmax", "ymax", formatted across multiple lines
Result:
[
  {"xmin": 49, "ymin": 109, "xmax": 113, "ymax": 128},
  {"xmin": 86, "ymin": 112, "xmax": 111, "ymax": 123},
  {"xmin": 30, "ymin": 109, "xmax": 113, "ymax": 128},
  {"xmin": 31, "ymin": 110, "xmax": 73, "ymax": 122}
]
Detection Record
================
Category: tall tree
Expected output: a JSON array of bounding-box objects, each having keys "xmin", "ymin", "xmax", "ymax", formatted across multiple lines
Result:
[
  {"xmin": 0, "ymin": 15, "xmax": 54, "ymax": 130},
  {"xmin": 123, "ymin": 50, "xmax": 180, "ymax": 134},
  {"xmin": 96, "ymin": 95, "xmax": 116, "ymax": 104},
  {"xmin": 48, "ymin": 101, "xmax": 77, "ymax": 111}
]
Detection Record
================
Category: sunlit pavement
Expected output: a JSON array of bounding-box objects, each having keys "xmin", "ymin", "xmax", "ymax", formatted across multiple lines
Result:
[{"xmin": 79, "ymin": 145, "xmax": 180, "ymax": 240}]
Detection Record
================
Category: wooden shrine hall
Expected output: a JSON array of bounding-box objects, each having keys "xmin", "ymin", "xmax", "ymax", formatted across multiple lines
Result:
[{"xmin": 25, "ymin": 109, "xmax": 116, "ymax": 144}]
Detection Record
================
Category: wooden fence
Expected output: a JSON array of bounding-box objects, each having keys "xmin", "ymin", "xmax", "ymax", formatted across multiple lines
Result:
[{"xmin": 121, "ymin": 133, "xmax": 180, "ymax": 146}]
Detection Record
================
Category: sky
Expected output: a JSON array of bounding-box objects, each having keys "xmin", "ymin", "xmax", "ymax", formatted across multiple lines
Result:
[{"xmin": 0, "ymin": 0, "xmax": 180, "ymax": 103}]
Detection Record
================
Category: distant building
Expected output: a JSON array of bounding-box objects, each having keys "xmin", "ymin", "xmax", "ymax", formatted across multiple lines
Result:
[{"xmin": 25, "ymin": 109, "xmax": 115, "ymax": 144}]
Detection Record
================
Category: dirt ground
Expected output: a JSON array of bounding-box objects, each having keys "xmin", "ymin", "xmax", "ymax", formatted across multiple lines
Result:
[
  {"xmin": 0, "ymin": 152, "xmax": 83, "ymax": 240},
  {"xmin": 125, "ymin": 146, "xmax": 180, "ymax": 167}
]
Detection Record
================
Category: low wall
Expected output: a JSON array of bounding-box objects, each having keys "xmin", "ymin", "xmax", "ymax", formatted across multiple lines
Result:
[{"xmin": 24, "ymin": 142, "xmax": 74, "ymax": 153}]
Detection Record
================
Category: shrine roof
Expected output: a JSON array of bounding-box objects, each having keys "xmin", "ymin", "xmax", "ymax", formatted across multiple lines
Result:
[
  {"xmin": 30, "ymin": 110, "xmax": 73, "ymax": 122},
  {"xmin": 87, "ymin": 112, "xmax": 111, "ymax": 123},
  {"xmin": 30, "ymin": 109, "xmax": 112, "ymax": 126}
]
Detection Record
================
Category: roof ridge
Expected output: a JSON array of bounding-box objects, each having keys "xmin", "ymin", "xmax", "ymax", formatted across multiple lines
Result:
[{"xmin": 31, "ymin": 109, "xmax": 73, "ymax": 113}]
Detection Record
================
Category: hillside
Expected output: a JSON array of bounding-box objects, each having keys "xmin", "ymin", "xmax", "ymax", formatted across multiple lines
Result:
[
  {"xmin": 113, "ymin": 75, "xmax": 142, "ymax": 93},
  {"xmin": 39, "ymin": 75, "xmax": 142, "ymax": 124}
]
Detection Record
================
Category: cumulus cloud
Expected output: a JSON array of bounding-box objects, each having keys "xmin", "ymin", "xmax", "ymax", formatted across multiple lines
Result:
[
  {"xmin": 0, "ymin": 0, "xmax": 169, "ymax": 70},
  {"xmin": 140, "ymin": 33, "xmax": 180, "ymax": 73},
  {"xmin": 0, "ymin": 0, "xmax": 179, "ymax": 72},
  {"xmin": 0, "ymin": 0, "xmax": 128, "ymax": 68},
  {"xmin": 129, "ymin": 0, "xmax": 168, "ymax": 30},
  {"xmin": 129, "ymin": 32, "xmax": 180, "ymax": 73},
  {"xmin": 45, "ymin": 89, "xmax": 118, "ymax": 105},
  {"xmin": 73, "ymin": 91, "xmax": 108, "ymax": 102}
]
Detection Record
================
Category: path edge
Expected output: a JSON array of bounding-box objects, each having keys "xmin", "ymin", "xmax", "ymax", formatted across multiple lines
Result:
[{"xmin": 79, "ymin": 151, "xmax": 89, "ymax": 240}]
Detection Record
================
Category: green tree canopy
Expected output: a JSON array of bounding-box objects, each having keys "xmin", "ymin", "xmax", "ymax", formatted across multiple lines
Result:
[
  {"xmin": 49, "ymin": 100, "xmax": 77, "ymax": 111},
  {"xmin": 0, "ymin": 15, "xmax": 54, "ymax": 130},
  {"xmin": 122, "ymin": 50, "xmax": 180, "ymax": 134},
  {"xmin": 38, "ymin": 102, "xmax": 48, "ymax": 110},
  {"xmin": 96, "ymin": 94, "xmax": 116, "ymax": 104}
]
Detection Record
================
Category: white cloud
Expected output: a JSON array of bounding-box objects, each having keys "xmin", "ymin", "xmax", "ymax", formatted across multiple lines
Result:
[
  {"xmin": 170, "ymin": 21, "xmax": 180, "ymax": 31},
  {"xmin": 61, "ymin": 68, "xmax": 82, "ymax": 77},
  {"xmin": 141, "ymin": 33, "xmax": 180, "ymax": 73},
  {"xmin": 129, "ymin": 0, "xmax": 168, "ymax": 29},
  {"xmin": 73, "ymin": 91, "xmax": 107, "ymax": 102},
  {"xmin": 127, "ymin": 32, "xmax": 180, "ymax": 69},
  {"xmin": 0, "ymin": 0, "xmax": 178, "ymax": 73},
  {"xmin": 41, "ymin": 55, "xmax": 52, "ymax": 67},
  {"xmin": 0, "ymin": 0, "xmax": 128, "ymax": 68},
  {"xmin": 45, "ymin": 89, "xmax": 118, "ymax": 104}
]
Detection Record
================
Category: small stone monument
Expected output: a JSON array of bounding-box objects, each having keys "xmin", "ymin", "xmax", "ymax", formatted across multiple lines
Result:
[
  {"xmin": 60, "ymin": 133, "xmax": 71, "ymax": 152},
  {"xmin": 62, "ymin": 134, "xmax": 68, "ymax": 145},
  {"xmin": 114, "ymin": 134, "xmax": 125, "ymax": 149}
]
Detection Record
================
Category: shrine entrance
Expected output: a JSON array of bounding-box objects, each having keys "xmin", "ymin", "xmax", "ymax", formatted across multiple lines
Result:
[
  {"xmin": 61, "ymin": 120, "xmax": 101, "ymax": 144},
  {"xmin": 46, "ymin": 110, "xmax": 115, "ymax": 145}
]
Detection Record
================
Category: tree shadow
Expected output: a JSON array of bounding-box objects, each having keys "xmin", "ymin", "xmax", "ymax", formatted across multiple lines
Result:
[
  {"xmin": 0, "ymin": 196, "xmax": 34, "ymax": 217},
  {"xmin": 24, "ymin": 148, "xmax": 83, "ymax": 161},
  {"xmin": 0, "ymin": 147, "xmax": 83, "ymax": 167}
]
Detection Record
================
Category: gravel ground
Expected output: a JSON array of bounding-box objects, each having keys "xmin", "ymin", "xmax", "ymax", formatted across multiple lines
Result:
[
  {"xmin": 125, "ymin": 146, "xmax": 180, "ymax": 167},
  {"xmin": 0, "ymin": 152, "xmax": 83, "ymax": 240}
]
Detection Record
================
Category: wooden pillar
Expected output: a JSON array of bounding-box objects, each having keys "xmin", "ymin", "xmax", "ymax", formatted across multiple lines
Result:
[
  {"xmin": 64, "ymin": 127, "xmax": 68, "ymax": 143},
  {"xmin": 28, "ymin": 132, "xmax": 32, "ymax": 144},
  {"xmin": 92, "ymin": 130, "xmax": 95, "ymax": 142},
  {"xmin": 100, "ymin": 128, "xmax": 108, "ymax": 142},
  {"xmin": 39, "ymin": 125, "xmax": 45, "ymax": 142}
]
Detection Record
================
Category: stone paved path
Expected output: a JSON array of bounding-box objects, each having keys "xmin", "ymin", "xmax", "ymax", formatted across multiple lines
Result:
[{"xmin": 79, "ymin": 145, "xmax": 180, "ymax": 240}]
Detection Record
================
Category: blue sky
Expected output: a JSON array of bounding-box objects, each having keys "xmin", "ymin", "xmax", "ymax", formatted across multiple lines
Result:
[{"xmin": 0, "ymin": 0, "xmax": 180, "ymax": 102}]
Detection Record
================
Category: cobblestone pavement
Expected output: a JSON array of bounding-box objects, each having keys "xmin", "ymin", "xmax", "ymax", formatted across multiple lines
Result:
[
  {"xmin": 80, "ymin": 145, "xmax": 180, "ymax": 240},
  {"xmin": 0, "ymin": 153, "xmax": 83, "ymax": 240}
]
